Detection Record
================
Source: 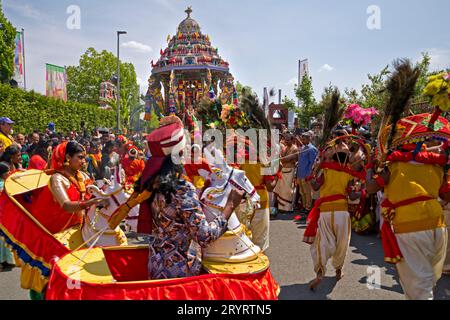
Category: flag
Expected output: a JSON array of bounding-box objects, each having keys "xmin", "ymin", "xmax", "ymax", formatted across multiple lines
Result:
[
  {"xmin": 13, "ymin": 32, "xmax": 25, "ymax": 88},
  {"xmin": 46, "ymin": 64, "xmax": 68, "ymax": 102},
  {"xmin": 299, "ymin": 59, "xmax": 309, "ymax": 85},
  {"xmin": 298, "ymin": 59, "xmax": 309, "ymax": 107}
]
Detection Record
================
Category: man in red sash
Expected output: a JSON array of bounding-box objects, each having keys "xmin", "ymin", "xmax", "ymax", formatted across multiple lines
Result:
[{"xmin": 305, "ymin": 140, "xmax": 363, "ymax": 290}]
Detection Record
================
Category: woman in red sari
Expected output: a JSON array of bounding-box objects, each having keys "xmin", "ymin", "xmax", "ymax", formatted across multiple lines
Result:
[
  {"xmin": 31, "ymin": 141, "xmax": 109, "ymax": 234},
  {"xmin": 28, "ymin": 140, "xmax": 51, "ymax": 170}
]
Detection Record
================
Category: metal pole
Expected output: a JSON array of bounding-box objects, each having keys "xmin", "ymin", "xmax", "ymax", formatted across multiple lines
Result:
[
  {"xmin": 116, "ymin": 32, "xmax": 121, "ymax": 134},
  {"xmin": 297, "ymin": 59, "xmax": 301, "ymax": 107},
  {"xmin": 22, "ymin": 28, "xmax": 26, "ymax": 90}
]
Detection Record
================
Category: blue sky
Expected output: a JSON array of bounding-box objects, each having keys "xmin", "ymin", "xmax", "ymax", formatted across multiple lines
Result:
[{"xmin": 3, "ymin": 0, "xmax": 450, "ymax": 103}]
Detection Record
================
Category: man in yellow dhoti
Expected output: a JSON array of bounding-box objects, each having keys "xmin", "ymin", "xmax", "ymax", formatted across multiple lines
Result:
[
  {"xmin": 440, "ymin": 170, "xmax": 450, "ymax": 275},
  {"xmin": 367, "ymin": 148, "xmax": 449, "ymax": 299},
  {"xmin": 305, "ymin": 138, "xmax": 364, "ymax": 290},
  {"xmin": 366, "ymin": 63, "xmax": 450, "ymax": 299},
  {"xmin": 239, "ymin": 162, "xmax": 276, "ymax": 252}
]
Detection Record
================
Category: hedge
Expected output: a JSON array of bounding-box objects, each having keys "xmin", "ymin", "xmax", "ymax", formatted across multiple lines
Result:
[{"xmin": 0, "ymin": 83, "xmax": 116, "ymax": 134}]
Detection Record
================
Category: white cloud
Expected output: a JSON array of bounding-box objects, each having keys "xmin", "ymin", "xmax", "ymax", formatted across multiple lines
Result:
[
  {"xmin": 286, "ymin": 77, "xmax": 298, "ymax": 86},
  {"xmin": 425, "ymin": 48, "xmax": 450, "ymax": 71},
  {"xmin": 4, "ymin": 2, "xmax": 45, "ymax": 20},
  {"xmin": 122, "ymin": 41, "xmax": 153, "ymax": 53},
  {"xmin": 319, "ymin": 64, "xmax": 335, "ymax": 72}
]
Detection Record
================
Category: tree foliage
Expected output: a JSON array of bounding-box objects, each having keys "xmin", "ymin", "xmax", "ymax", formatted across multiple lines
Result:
[
  {"xmin": 295, "ymin": 75, "xmax": 320, "ymax": 127},
  {"xmin": 0, "ymin": 83, "xmax": 115, "ymax": 133},
  {"xmin": 0, "ymin": 4, "xmax": 17, "ymax": 83},
  {"xmin": 282, "ymin": 96, "xmax": 296, "ymax": 111},
  {"xmin": 235, "ymin": 81, "xmax": 254, "ymax": 98},
  {"xmin": 66, "ymin": 47, "xmax": 140, "ymax": 126}
]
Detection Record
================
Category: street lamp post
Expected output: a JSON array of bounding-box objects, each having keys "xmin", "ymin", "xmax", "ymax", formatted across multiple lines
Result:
[{"xmin": 116, "ymin": 31, "xmax": 127, "ymax": 134}]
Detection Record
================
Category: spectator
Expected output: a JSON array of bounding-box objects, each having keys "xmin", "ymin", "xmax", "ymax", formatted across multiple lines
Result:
[
  {"xmin": 29, "ymin": 140, "xmax": 51, "ymax": 170},
  {"xmin": 0, "ymin": 145, "xmax": 23, "ymax": 172},
  {"xmin": 27, "ymin": 132, "xmax": 40, "ymax": 153},
  {"xmin": 274, "ymin": 132, "xmax": 299, "ymax": 214},
  {"xmin": 0, "ymin": 140, "xmax": 5, "ymax": 157},
  {"xmin": 296, "ymin": 131, "xmax": 318, "ymax": 216},
  {"xmin": 0, "ymin": 117, "xmax": 15, "ymax": 150},
  {"xmin": 15, "ymin": 134, "xmax": 27, "ymax": 152}
]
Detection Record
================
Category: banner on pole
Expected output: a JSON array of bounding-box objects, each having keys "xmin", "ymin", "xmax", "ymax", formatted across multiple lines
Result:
[
  {"xmin": 13, "ymin": 32, "xmax": 25, "ymax": 88},
  {"xmin": 46, "ymin": 64, "xmax": 68, "ymax": 102},
  {"xmin": 298, "ymin": 59, "xmax": 309, "ymax": 85}
]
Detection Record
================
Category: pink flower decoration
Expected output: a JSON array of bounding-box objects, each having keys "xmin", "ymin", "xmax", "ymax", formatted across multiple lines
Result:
[{"xmin": 344, "ymin": 104, "xmax": 378, "ymax": 126}]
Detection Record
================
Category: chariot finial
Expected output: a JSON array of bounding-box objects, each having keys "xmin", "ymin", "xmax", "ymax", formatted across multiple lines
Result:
[{"xmin": 185, "ymin": 6, "xmax": 192, "ymax": 18}]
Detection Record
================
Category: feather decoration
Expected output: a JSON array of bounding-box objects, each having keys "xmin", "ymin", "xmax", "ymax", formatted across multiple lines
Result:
[
  {"xmin": 376, "ymin": 59, "xmax": 421, "ymax": 157},
  {"xmin": 239, "ymin": 87, "xmax": 272, "ymax": 131},
  {"xmin": 319, "ymin": 87, "xmax": 343, "ymax": 148}
]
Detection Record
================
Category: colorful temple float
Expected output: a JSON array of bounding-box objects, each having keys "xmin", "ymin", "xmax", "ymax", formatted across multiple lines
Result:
[{"xmin": 145, "ymin": 7, "xmax": 236, "ymax": 125}]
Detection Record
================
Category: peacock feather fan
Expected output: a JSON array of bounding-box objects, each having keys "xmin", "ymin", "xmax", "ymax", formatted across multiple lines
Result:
[
  {"xmin": 319, "ymin": 87, "xmax": 344, "ymax": 148},
  {"xmin": 239, "ymin": 87, "xmax": 272, "ymax": 131},
  {"xmin": 383, "ymin": 59, "xmax": 421, "ymax": 150}
]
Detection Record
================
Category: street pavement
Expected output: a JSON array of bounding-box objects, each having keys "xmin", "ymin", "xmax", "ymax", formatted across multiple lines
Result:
[{"xmin": 1, "ymin": 213, "xmax": 449, "ymax": 300}]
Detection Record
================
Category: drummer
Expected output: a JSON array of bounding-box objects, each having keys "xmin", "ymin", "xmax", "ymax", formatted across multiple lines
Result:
[
  {"xmin": 118, "ymin": 116, "xmax": 244, "ymax": 280},
  {"xmin": 31, "ymin": 141, "xmax": 109, "ymax": 234}
]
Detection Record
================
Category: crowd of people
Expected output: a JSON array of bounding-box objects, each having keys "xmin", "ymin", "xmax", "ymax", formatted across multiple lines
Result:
[
  {"xmin": 1, "ymin": 100, "xmax": 450, "ymax": 301},
  {"xmin": 271, "ymin": 127, "xmax": 378, "ymax": 236},
  {"xmin": 0, "ymin": 117, "xmax": 149, "ymax": 271}
]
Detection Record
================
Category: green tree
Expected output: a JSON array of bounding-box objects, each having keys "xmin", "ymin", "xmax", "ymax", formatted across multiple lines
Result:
[
  {"xmin": 66, "ymin": 47, "xmax": 140, "ymax": 127},
  {"xmin": 360, "ymin": 65, "xmax": 390, "ymax": 110},
  {"xmin": 235, "ymin": 81, "xmax": 254, "ymax": 98},
  {"xmin": 343, "ymin": 88, "xmax": 363, "ymax": 105},
  {"xmin": 414, "ymin": 53, "xmax": 431, "ymax": 98},
  {"xmin": 282, "ymin": 96, "xmax": 296, "ymax": 111},
  {"xmin": 295, "ymin": 75, "xmax": 317, "ymax": 127},
  {"xmin": 0, "ymin": 4, "xmax": 17, "ymax": 83}
]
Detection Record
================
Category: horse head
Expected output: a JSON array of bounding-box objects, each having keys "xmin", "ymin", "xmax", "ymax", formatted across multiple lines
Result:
[
  {"xmin": 202, "ymin": 146, "xmax": 260, "ymax": 207},
  {"xmin": 203, "ymin": 146, "xmax": 232, "ymax": 185}
]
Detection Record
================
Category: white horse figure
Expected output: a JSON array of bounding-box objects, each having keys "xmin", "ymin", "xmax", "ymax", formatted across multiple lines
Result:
[
  {"xmin": 83, "ymin": 180, "xmax": 139, "ymax": 247},
  {"xmin": 94, "ymin": 177, "xmax": 140, "ymax": 234},
  {"xmin": 199, "ymin": 147, "xmax": 262, "ymax": 263}
]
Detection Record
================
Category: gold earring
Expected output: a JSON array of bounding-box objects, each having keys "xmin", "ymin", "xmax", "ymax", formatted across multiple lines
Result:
[{"xmin": 64, "ymin": 158, "xmax": 70, "ymax": 167}]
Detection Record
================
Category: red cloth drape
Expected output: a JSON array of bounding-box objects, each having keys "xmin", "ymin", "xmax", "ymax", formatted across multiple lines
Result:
[
  {"xmin": 45, "ymin": 261, "xmax": 280, "ymax": 300},
  {"xmin": 0, "ymin": 192, "xmax": 69, "ymax": 273},
  {"xmin": 380, "ymin": 196, "xmax": 434, "ymax": 264}
]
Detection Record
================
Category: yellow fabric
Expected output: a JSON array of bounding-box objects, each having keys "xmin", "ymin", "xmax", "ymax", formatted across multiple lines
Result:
[
  {"xmin": 58, "ymin": 248, "xmax": 115, "ymax": 284},
  {"xmin": 54, "ymin": 225, "xmax": 85, "ymax": 250},
  {"xmin": 239, "ymin": 163, "xmax": 269, "ymax": 209},
  {"xmin": 192, "ymin": 176, "xmax": 206, "ymax": 189},
  {"xmin": 385, "ymin": 162, "xmax": 446, "ymax": 234},
  {"xmin": 0, "ymin": 132, "xmax": 14, "ymax": 149},
  {"xmin": 20, "ymin": 263, "xmax": 48, "ymax": 293},
  {"xmin": 203, "ymin": 253, "xmax": 270, "ymax": 274},
  {"xmin": 319, "ymin": 169, "xmax": 352, "ymax": 211}
]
